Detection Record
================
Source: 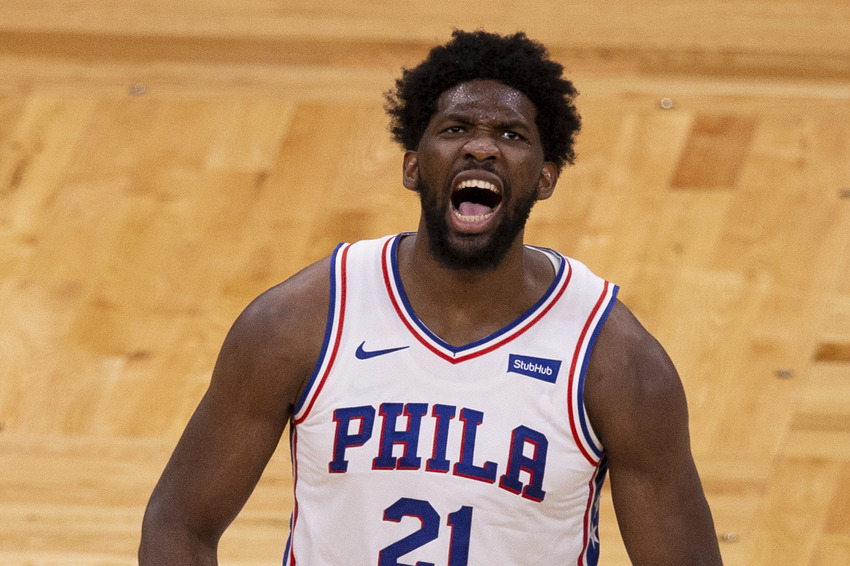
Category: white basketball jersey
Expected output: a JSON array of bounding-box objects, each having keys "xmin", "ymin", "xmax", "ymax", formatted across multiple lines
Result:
[{"xmin": 285, "ymin": 234, "xmax": 618, "ymax": 566}]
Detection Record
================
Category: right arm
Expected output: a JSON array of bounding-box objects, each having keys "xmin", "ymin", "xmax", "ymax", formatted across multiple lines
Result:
[{"xmin": 138, "ymin": 257, "xmax": 331, "ymax": 564}]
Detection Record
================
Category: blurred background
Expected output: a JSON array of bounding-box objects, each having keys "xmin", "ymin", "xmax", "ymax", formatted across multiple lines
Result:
[{"xmin": 1, "ymin": 1, "xmax": 849, "ymax": 564}]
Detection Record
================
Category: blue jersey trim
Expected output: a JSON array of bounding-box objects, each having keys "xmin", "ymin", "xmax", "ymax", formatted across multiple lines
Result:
[
  {"xmin": 292, "ymin": 242, "xmax": 345, "ymax": 415},
  {"xmin": 388, "ymin": 235, "xmax": 567, "ymax": 355},
  {"xmin": 576, "ymin": 284, "xmax": 619, "ymax": 458},
  {"xmin": 282, "ymin": 525, "xmax": 292, "ymax": 565},
  {"xmin": 583, "ymin": 456, "xmax": 609, "ymax": 565}
]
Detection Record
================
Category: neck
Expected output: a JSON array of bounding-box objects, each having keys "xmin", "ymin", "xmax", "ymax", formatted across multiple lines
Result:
[{"xmin": 395, "ymin": 231, "xmax": 554, "ymax": 346}]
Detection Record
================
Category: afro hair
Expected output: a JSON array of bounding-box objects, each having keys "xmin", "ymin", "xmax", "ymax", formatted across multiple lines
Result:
[{"xmin": 385, "ymin": 30, "xmax": 581, "ymax": 172}]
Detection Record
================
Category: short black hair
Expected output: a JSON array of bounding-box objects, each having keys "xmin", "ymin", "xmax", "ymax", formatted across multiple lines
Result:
[{"xmin": 385, "ymin": 30, "xmax": 581, "ymax": 172}]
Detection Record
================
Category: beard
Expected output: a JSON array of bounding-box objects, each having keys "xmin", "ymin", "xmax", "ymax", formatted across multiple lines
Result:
[{"xmin": 417, "ymin": 174, "xmax": 538, "ymax": 271}]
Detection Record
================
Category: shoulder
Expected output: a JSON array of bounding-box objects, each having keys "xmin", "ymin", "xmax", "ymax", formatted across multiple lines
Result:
[
  {"xmin": 587, "ymin": 299, "xmax": 676, "ymax": 385},
  {"xmin": 584, "ymin": 300, "xmax": 689, "ymax": 462},
  {"xmin": 213, "ymin": 255, "xmax": 334, "ymax": 409},
  {"xmin": 237, "ymin": 255, "xmax": 332, "ymax": 340}
]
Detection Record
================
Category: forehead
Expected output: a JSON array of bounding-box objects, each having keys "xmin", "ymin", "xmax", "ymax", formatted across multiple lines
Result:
[{"xmin": 434, "ymin": 80, "xmax": 537, "ymax": 125}]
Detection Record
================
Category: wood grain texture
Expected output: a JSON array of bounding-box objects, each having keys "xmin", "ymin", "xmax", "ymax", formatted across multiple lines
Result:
[{"xmin": 1, "ymin": 2, "xmax": 849, "ymax": 564}]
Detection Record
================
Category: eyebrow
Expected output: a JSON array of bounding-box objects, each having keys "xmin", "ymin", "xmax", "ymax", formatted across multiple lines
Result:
[{"xmin": 439, "ymin": 111, "xmax": 533, "ymax": 131}]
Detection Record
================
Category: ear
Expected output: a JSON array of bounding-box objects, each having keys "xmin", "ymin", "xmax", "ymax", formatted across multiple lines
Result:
[
  {"xmin": 402, "ymin": 150, "xmax": 419, "ymax": 191},
  {"xmin": 536, "ymin": 162, "xmax": 558, "ymax": 200}
]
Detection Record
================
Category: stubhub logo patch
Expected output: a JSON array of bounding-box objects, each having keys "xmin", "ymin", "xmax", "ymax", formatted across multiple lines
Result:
[{"xmin": 508, "ymin": 354, "xmax": 562, "ymax": 384}]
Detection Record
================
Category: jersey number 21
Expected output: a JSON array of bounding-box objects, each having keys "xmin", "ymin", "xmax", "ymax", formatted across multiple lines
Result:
[{"xmin": 379, "ymin": 497, "xmax": 473, "ymax": 566}]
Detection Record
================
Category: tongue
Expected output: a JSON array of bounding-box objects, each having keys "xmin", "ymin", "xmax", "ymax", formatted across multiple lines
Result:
[{"xmin": 457, "ymin": 201, "xmax": 492, "ymax": 217}]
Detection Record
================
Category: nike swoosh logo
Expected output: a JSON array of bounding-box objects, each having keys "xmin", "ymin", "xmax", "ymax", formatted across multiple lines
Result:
[{"xmin": 355, "ymin": 341, "xmax": 410, "ymax": 360}]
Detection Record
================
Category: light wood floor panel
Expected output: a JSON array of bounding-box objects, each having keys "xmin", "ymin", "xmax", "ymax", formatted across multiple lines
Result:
[{"xmin": 2, "ymin": 2, "xmax": 850, "ymax": 564}]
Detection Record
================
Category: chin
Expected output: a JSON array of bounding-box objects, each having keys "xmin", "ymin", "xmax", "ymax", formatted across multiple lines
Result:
[
  {"xmin": 417, "ymin": 177, "xmax": 537, "ymax": 272},
  {"xmin": 427, "ymin": 226, "xmax": 517, "ymax": 271}
]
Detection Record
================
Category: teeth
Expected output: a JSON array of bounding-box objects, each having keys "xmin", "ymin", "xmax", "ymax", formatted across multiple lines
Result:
[
  {"xmin": 457, "ymin": 179, "xmax": 498, "ymax": 192},
  {"xmin": 453, "ymin": 209, "xmax": 494, "ymax": 220}
]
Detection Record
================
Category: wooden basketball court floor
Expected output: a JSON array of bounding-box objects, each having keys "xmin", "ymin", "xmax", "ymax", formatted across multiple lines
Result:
[{"xmin": 1, "ymin": 1, "xmax": 849, "ymax": 564}]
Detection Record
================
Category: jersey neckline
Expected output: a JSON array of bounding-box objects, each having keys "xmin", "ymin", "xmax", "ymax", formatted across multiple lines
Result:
[{"xmin": 380, "ymin": 234, "xmax": 572, "ymax": 364}]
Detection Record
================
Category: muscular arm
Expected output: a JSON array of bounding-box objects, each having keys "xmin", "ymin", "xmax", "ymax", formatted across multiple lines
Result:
[
  {"xmin": 585, "ymin": 301, "xmax": 722, "ymax": 565},
  {"xmin": 138, "ymin": 258, "xmax": 331, "ymax": 565}
]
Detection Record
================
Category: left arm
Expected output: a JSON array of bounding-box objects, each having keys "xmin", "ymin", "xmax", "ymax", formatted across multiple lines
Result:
[{"xmin": 584, "ymin": 300, "xmax": 722, "ymax": 565}]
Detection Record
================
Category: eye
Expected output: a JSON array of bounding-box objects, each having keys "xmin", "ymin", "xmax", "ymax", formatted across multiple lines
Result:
[
  {"xmin": 444, "ymin": 125, "xmax": 465, "ymax": 134},
  {"xmin": 502, "ymin": 130, "xmax": 524, "ymax": 141}
]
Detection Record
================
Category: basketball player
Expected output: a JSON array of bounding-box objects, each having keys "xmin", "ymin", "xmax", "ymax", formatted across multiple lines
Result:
[{"xmin": 140, "ymin": 30, "xmax": 723, "ymax": 565}]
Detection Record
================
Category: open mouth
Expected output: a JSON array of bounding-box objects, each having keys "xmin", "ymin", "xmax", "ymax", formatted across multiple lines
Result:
[{"xmin": 451, "ymin": 179, "xmax": 503, "ymax": 219}]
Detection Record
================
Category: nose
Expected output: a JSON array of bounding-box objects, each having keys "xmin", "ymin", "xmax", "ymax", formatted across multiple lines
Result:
[{"xmin": 463, "ymin": 131, "xmax": 499, "ymax": 161}]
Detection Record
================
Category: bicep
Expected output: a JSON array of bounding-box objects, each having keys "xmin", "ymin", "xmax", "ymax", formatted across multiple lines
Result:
[
  {"xmin": 605, "ymin": 403, "xmax": 714, "ymax": 565},
  {"xmin": 142, "ymin": 265, "xmax": 330, "ymax": 546},
  {"xmin": 585, "ymin": 301, "xmax": 721, "ymax": 565},
  {"xmin": 144, "ymin": 322, "xmax": 297, "ymax": 543}
]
